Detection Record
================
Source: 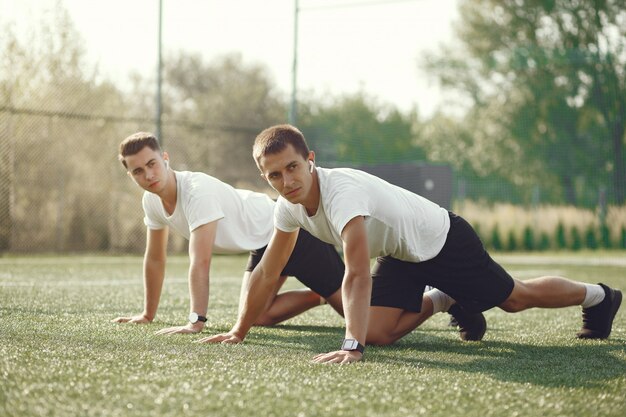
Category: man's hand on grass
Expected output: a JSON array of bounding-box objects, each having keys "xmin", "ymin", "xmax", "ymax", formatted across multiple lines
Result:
[
  {"xmin": 111, "ymin": 314, "xmax": 151, "ymax": 324},
  {"xmin": 195, "ymin": 332, "xmax": 243, "ymax": 344},
  {"xmin": 155, "ymin": 323, "xmax": 203, "ymax": 335},
  {"xmin": 312, "ymin": 350, "xmax": 363, "ymax": 364}
]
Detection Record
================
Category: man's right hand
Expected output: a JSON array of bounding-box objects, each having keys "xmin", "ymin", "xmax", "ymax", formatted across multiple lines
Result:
[
  {"xmin": 111, "ymin": 314, "xmax": 152, "ymax": 324},
  {"xmin": 195, "ymin": 332, "xmax": 243, "ymax": 344}
]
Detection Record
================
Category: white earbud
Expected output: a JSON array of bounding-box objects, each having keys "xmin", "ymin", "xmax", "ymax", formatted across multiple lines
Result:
[
  {"xmin": 309, "ymin": 160, "xmax": 315, "ymax": 173},
  {"xmin": 165, "ymin": 160, "xmax": 169, "ymax": 169}
]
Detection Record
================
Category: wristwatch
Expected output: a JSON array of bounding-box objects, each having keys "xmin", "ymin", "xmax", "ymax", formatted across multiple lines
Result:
[
  {"xmin": 188, "ymin": 312, "xmax": 207, "ymax": 324},
  {"xmin": 341, "ymin": 338, "xmax": 365, "ymax": 354}
]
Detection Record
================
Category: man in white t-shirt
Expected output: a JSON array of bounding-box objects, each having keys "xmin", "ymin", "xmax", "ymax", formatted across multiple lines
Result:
[
  {"xmin": 112, "ymin": 132, "xmax": 347, "ymax": 334},
  {"xmin": 200, "ymin": 124, "xmax": 622, "ymax": 364}
]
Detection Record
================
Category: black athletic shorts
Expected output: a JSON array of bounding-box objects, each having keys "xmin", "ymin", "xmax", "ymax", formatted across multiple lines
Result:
[
  {"xmin": 371, "ymin": 212, "xmax": 515, "ymax": 313},
  {"xmin": 245, "ymin": 229, "xmax": 345, "ymax": 298}
]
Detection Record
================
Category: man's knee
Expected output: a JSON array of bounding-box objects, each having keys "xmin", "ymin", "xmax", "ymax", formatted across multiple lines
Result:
[
  {"xmin": 366, "ymin": 329, "xmax": 395, "ymax": 346},
  {"xmin": 499, "ymin": 297, "xmax": 525, "ymax": 312},
  {"xmin": 254, "ymin": 314, "xmax": 279, "ymax": 326}
]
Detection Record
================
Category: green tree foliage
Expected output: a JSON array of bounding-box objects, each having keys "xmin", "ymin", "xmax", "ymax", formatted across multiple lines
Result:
[
  {"xmin": 297, "ymin": 92, "xmax": 425, "ymax": 165},
  {"xmin": 0, "ymin": 6, "xmax": 127, "ymax": 251},
  {"xmin": 423, "ymin": 0, "xmax": 626, "ymax": 205}
]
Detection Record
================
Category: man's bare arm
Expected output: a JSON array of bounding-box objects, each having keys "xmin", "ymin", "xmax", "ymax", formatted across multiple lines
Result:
[
  {"xmin": 313, "ymin": 216, "xmax": 371, "ymax": 364},
  {"xmin": 156, "ymin": 221, "xmax": 217, "ymax": 335},
  {"xmin": 112, "ymin": 227, "xmax": 169, "ymax": 323},
  {"xmin": 197, "ymin": 228, "xmax": 298, "ymax": 343}
]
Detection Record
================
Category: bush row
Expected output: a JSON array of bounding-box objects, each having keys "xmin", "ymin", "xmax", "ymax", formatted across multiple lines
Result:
[{"xmin": 476, "ymin": 223, "xmax": 626, "ymax": 252}]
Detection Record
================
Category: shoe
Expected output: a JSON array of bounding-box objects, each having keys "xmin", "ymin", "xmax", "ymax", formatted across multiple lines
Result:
[
  {"xmin": 577, "ymin": 283, "xmax": 622, "ymax": 339},
  {"xmin": 448, "ymin": 304, "xmax": 487, "ymax": 341},
  {"xmin": 448, "ymin": 315, "xmax": 459, "ymax": 327}
]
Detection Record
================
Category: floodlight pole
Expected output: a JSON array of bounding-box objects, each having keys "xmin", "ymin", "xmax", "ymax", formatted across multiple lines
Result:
[
  {"xmin": 288, "ymin": 0, "xmax": 299, "ymax": 125},
  {"xmin": 156, "ymin": 0, "xmax": 163, "ymax": 145}
]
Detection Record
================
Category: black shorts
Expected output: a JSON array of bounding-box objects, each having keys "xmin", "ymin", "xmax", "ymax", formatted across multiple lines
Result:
[
  {"xmin": 245, "ymin": 229, "xmax": 345, "ymax": 298},
  {"xmin": 371, "ymin": 212, "xmax": 514, "ymax": 313}
]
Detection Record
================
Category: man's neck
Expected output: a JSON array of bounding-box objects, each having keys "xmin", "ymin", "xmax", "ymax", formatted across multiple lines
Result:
[
  {"xmin": 304, "ymin": 172, "xmax": 320, "ymax": 217},
  {"xmin": 159, "ymin": 170, "xmax": 177, "ymax": 215}
]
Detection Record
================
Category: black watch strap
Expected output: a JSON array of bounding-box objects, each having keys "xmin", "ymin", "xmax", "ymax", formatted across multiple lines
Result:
[{"xmin": 341, "ymin": 338, "xmax": 365, "ymax": 354}]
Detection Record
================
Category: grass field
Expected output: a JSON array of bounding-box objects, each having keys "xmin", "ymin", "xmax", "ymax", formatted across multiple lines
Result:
[{"xmin": 1, "ymin": 253, "xmax": 625, "ymax": 417}]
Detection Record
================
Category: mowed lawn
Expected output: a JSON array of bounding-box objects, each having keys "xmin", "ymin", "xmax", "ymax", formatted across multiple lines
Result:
[{"xmin": 1, "ymin": 253, "xmax": 625, "ymax": 417}]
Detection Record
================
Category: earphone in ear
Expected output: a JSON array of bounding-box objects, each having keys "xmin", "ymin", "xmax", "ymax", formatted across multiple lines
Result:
[
  {"xmin": 165, "ymin": 160, "xmax": 169, "ymax": 169},
  {"xmin": 309, "ymin": 160, "xmax": 315, "ymax": 173}
]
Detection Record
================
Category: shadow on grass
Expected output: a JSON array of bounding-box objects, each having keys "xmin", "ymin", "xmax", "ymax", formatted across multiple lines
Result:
[
  {"xmin": 236, "ymin": 323, "xmax": 626, "ymax": 388},
  {"xmin": 374, "ymin": 336, "xmax": 626, "ymax": 388}
]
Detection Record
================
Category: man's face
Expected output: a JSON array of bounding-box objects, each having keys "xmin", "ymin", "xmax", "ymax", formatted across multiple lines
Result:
[
  {"xmin": 124, "ymin": 146, "xmax": 169, "ymax": 194},
  {"xmin": 258, "ymin": 144, "xmax": 315, "ymax": 206}
]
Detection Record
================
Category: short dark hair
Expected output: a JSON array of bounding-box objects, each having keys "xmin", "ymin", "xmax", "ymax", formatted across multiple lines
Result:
[
  {"xmin": 118, "ymin": 132, "xmax": 161, "ymax": 168},
  {"xmin": 253, "ymin": 124, "xmax": 310, "ymax": 167}
]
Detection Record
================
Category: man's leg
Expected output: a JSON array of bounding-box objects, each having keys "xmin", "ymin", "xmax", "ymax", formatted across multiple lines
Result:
[
  {"xmin": 499, "ymin": 277, "xmax": 622, "ymax": 339},
  {"xmin": 367, "ymin": 298, "xmax": 434, "ymax": 346},
  {"xmin": 239, "ymin": 272, "xmax": 325, "ymax": 326},
  {"xmin": 498, "ymin": 276, "xmax": 586, "ymax": 311},
  {"xmin": 366, "ymin": 290, "xmax": 486, "ymax": 345}
]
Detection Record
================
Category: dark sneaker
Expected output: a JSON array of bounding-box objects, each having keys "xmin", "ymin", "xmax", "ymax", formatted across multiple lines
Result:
[
  {"xmin": 448, "ymin": 315, "xmax": 459, "ymax": 327},
  {"xmin": 448, "ymin": 304, "xmax": 487, "ymax": 341},
  {"xmin": 577, "ymin": 283, "xmax": 622, "ymax": 339}
]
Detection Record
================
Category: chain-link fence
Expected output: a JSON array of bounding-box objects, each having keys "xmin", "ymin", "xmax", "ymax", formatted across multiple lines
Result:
[
  {"xmin": 2, "ymin": 0, "xmax": 625, "ymax": 254},
  {"xmin": 0, "ymin": 105, "xmax": 275, "ymax": 253}
]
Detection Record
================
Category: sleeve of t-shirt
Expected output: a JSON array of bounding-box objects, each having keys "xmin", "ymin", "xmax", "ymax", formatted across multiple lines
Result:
[
  {"xmin": 273, "ymin": 198, "xmax": 300, "ymax": 233},
  {"xmin": 184, "ymin": 192, "xmax": 225, "ymax": 233},
  {"xmin": 326, "ymin": 179, "xmax": 371, "ymax": 236},
  {"xmin": 142, "ymin": 193, "xmax": 167, "ymax": 230}
]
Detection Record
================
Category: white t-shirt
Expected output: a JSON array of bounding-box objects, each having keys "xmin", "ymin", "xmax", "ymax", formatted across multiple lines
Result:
[
  {"xmin": 143, "ymin": 170, "xmax": 275, "ymax": 254},
  {"xmin": 274, "ymin": 167, "xmax": 450, "ymax": 262}
]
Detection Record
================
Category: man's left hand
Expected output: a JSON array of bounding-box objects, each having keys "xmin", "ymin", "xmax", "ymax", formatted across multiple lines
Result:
[
  {"xmin": 154, "ymin": 323, "xmax": 203, "ymax": 335},
  {"xmin": 312, "ymin": 350, "xmax": 363, "ymax": 364}
]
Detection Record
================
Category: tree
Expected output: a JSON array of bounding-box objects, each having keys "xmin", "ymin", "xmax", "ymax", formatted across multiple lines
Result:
[
  {"xmin": 423, "ymin": 0, "xmax": 626, "ymax": 204},
  {"xmin": 297, "ymin": 91, "xmax": 425, "ymax": 165},
  {"xmin": 159, "ymin": 52, "xmax": 285, "ymax": 187},
  {"xmin": 1, "ymin": 4, "xmax": 128, "ymax": 251}
]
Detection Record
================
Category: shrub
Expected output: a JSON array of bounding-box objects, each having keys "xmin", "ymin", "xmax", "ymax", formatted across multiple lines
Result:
[
  {"xmin": 585, "ymin": 226, "xmax": 598, "ymax": 249},
  {"xmin": 523, "ymin": 226, "xmax": 534, "ymax": 251},
  {"xmin": 538, "ymin": 232, "xmax": 551, "ymax": 250},
  {"xmin": 570, "ymin": 226, "xmax": 582, "ymax": 251},
  {"xmin": 491, "ymin": 224, "xmax": 503, "ymax": 251},
  {"xmin": 556, "ymin": 222, "xmax": 567, "ymax": 250},
  {"xmin": 507, "ymin": 230, "xmax": 518, "ymax": 252}
]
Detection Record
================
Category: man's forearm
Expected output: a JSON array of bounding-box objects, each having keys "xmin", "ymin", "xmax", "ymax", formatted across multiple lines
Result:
[
  {"xmin": 342, "ymin": 272, "xmax": 372, "ymax": 344},
  {"xmin": 232, "ymin": 268, "xmax": 276, "ymax": 339},
  {"xmin": 188, "ymin": 261, "xmax": 210, "ymax": 317},
  {"xmin": 143, "ymin": 258, "xmax": 166, "ymax": 320}
]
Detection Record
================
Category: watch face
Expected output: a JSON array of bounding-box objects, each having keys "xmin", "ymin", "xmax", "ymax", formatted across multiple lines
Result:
[
  {"xmin": 342, "ymin": 339, "xmax": 358, "ymax": 350},
  {"xmin": 188, "ymin": 312, "xmax": 199, "ymax": 323}
]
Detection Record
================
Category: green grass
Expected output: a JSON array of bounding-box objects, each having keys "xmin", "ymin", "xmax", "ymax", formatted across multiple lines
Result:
[{"xmin": 1, "ymin": 253, "xmax": 625, "ymax": 417}]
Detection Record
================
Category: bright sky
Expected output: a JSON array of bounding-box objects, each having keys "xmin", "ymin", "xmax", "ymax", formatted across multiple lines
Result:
[{"xmin": 4, "ymin": 0, "xmax": 460, "ymax": 117}]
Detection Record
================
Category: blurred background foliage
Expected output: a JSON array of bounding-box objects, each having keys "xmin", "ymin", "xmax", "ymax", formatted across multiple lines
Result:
[{"xmin": 0, "ymin": 0, "xmax": 624, "ymax": 253}]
